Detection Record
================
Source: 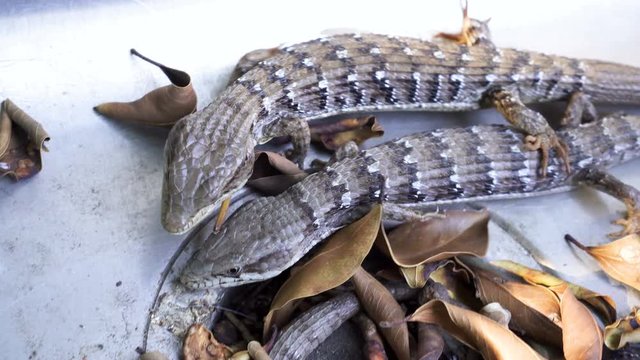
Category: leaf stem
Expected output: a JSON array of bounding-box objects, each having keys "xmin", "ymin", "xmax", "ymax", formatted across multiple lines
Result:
[
  {"xmin": 564, "ymin": 234, "xmax": 589, "ymax": 252},
  {"xmin": 130, "ymin": 48, "xmax": 166, "ymax": 69}
]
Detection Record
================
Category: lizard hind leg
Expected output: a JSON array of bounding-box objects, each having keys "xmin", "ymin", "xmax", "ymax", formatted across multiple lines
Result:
[
  {"xmin": 485, "ymin": 87, "xmax": 571, "ymax": 176},
  {"xmin": 561, "ymin": 92, "xmax": 598, "ymax": 127},
  {"xmin": 572, "ymin": 167, "xmax": 640, "ymax": 238}
]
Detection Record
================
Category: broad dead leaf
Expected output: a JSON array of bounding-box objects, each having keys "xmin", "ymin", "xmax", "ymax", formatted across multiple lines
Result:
[
  {"xmin": 378, "ymin": 210, "xmax": 489, "ymax": 267},
  {"xmin": 470, "ymin": 264, "xmax": 563, "ymax": 347},
  {"xmin": 0, "ymin": 99, "xmax": 50, "ymax": 180},
  {"xmin": 263, "ymin": 205, "xmax": 382, "ymax": 335},
  {"xmin": 566, "ymin": 234, "xmax": 640, "ymax": 291},
  {"xmin": 247, "ymin": 151, "xmax": 308, "ymax": 195},
  {"xmin": 493, "ymin": 259, "xmax": 616, "ymax": 324},
  {"xmin": 352, "ymin": 267, "xmax": 410, "ymax": 360},
  {"xmin": 182, "ymin": 324, "xmax": 232, "ymax": 360},
  {"xmin": 560, "ymin": 290, "xmax": 603, "ymax": 360},
  {"xmin": 407, "ymin": 300, "xmax": 545, "ymax": 360},
  {"xmin": 94, "ymin": 49, "xmax": 197, "ymax": 126},
  {"xmin": 604, "ymin": 307, "xmax": 640, "ymax": 350}
]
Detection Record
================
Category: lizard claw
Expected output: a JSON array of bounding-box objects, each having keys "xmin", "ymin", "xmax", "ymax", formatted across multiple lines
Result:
[
  {"xmin": 609, "ymin": 200, "xmax": 640, "ymax": 238},
  {"xmin": 523, "ymin": 132, "xmax": 570, "ymax": 177}
]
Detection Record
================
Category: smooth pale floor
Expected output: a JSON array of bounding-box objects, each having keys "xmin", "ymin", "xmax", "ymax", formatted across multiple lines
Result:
[{"xmin": 1, "ymin": 1, "xmax": 639, "ymax": 359}]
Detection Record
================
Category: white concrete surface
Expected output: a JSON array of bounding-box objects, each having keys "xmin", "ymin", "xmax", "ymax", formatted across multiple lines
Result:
[{"xmin": 0, "ymin": 0, "xmax": 639, "ymax": 358}]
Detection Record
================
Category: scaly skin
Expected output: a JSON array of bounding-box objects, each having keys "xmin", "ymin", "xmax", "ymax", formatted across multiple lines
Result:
[
  {"xmin": 162, "ymin": 32, "xmax": 640, "ymax": 234},
  {"xmin": 179, "ymin": 113, "xmax": 640, "ymax": 289}
]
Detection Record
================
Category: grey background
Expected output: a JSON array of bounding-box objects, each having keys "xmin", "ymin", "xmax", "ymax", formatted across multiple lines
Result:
[{"xmin": 1, "ymin": 1, "xmax": 639, "ymax": 358}]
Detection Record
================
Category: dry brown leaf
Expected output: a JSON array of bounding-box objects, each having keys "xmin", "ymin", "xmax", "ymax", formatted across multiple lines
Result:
[
  {"xmin": 560, "ymin": 289, "xmax": 603, "ymax": 360},
  {"xmin": 604, "ymin": 307, "xmax": 640, "ymax": 350},
  {"xmin": 566, "ymin": 234, "xmax": 640, "ymax": 291},
  {"xmin": 493, "ymin": 259, "xmax": 616, "ymax": 324},
  {"xmin": 263, "ymin": 205, "xmax": 382, "ymax": 335},
  {"xmin": 407, "ymin": 300, "xmax": 545, "ymax": 360},
  {"xmin": 352, "ymin": 267, "xmax": 410, "ymax": 360},
  {"xmin": 94, "ymin": 49, "xmax": 196, "ymax": 126},
  {"xmin": 246, "ymin": 341, "xmax": 270, "ymax": 360},
  {"xmin": 247, "ymin": 151, "xmax": 308, "ymax": 195},
  {"xmin": 470, "ymin": 265, "xmax": 563, "ymax": 347},
  {"xmin": 311, "ymin": 115, "xmax": 384, "ymax": 150},
  {"xmin": 0, "ymin": 99, "xmax": 50, "ymax": 180},
  {"xmin": 378, "ymin": 210, "xmax": 489, "ymax": 267},
  {"xmin": 182, "ymin": 323, "xmax": 232, "ymax": 360}
]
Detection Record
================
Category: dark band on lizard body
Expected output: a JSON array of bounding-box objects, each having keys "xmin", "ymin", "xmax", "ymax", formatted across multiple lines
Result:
[{"xmin": 179, "ymin": 113, "xmax": 640, "ymax": 289}]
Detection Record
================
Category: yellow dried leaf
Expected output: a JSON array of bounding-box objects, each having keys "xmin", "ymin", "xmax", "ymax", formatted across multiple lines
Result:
[
  {"xmin": 263, "ymin": 205, "xmax": 382, "ymax": 335},
  {"xmin": 182, "ymin": 324, "xmax": 232, "ymax": 360},
  {"xmin": 470, "ymin": 265, "xmax": 563, "ymax": 347},
  {"xmin": 407, "ymin": 300, "xmax": 545, "ymax": 360},
  {"xmin": 567, "ymin": 234, "xmax": 640, "ymax": 291},
  {"xmin": 604, "ymin": 307, "xmax": 640, "ymax": 350},
  {"xmin": 493, "ymin": 259, "xmax": 616, "ymax": 324},
  {"xmin": 560, "ymin": 290, "xmax": 603, "ymax": 360}
]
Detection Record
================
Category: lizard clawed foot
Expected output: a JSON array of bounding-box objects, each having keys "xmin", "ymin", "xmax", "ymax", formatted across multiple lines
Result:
[
  {"xmin": 434, "ymin": 0, "xmax": 492, "ymax": 46},
  {"xmin": 609, "ymin": 200, "xmax": 640, "ymax": 238},
  {"xmin": 523, "ymin": 132, "xmax": 570, "ymax": 177}
]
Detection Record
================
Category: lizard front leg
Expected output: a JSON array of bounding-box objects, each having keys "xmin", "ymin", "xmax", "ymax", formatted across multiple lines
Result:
[
  {"xmin": 573, "ymin": 167, "xmax": 640, "ymax": 237},
  {"xmin": 484, "ymin": 87, "xmax": 570, "ymax": 176},
  {"xmin": 263, "ymin": 117, "xmax": 311, "ymax": 168},
  {"xmin": 561, "ymin": 92, "xmax": 598, "ymax": 127}
]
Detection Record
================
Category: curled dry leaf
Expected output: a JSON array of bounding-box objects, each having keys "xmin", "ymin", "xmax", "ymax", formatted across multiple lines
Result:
[
  {"xmin": 94, "ymin": 49, "xmax": 197, "ymax": 126},
  {"xmin": 263, "ymin": 205, "xmax": 382, "ymax": 335},
  {"xmin": 247, "ymin": 151, "xmax": 308, "ymax": 195},
  {"xmin": 352, "ymin": 267, "xmax": 410, "ymax": 360},
  {"xmin": 182, "ymin": 323, "xmax": 232, "ymax": 360},
  {"xmin": 566, "ymin": 234, "xmax": 640, "ymax": 291},
  {"xmin": 407, "ymin": 300, "xmax": 545, "ymax": 360},
  {"xmin": 493, "ymin": 259, "xmax": 616, "ymax": 324},
  {"xmin": 469, "ymin": 264, "xmax": 563, "ymax": 346},
  {"xmin": 310, "ymin": 115, "xmax": 384, "ymax": 151},
  {"xmin": 560, "ymin": 289, "xmax": 603, "ymax": 360},
  {"xmin": 604, "ymin": 307, "xmax": 640, "ymax": 350},
  {"xmin": 0, "ymin": 99, "xmax": 51, "ymax": 180},
  {"xmin": 378, "ymin": 210, "xmax": 489, "ymax": 268}
]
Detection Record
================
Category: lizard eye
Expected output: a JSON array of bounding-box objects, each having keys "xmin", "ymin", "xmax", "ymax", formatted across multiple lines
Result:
[{"xmin": 227, "ymin": 267, "xmax": 241, "ymax": 277}]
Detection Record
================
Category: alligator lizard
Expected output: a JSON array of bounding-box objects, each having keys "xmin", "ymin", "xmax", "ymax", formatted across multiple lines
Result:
[
  {"xmin": 179, "ymin": 113, "xmax": 640, "ymax": 288},
  {"xmin": 161, "ymin": 21, "xmax": 640, "ymax": 234}
]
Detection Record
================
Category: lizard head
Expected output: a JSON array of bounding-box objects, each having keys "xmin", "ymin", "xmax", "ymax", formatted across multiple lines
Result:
[
  {"xmin": 161, "ymin": 107, "xmax": 256, "ymax": 234},
  {"xmin": 179, "ymin": 199, "xmax": 293, "ymax": 289}
]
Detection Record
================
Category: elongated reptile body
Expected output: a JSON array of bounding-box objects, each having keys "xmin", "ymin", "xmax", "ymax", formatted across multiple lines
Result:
[
  {"xmin": 179, "ymin": 113, "xmax": 640, "ymax": 288},
  {"xmin": 162, "ymin": 33, "xmax": 640, "ymax": 234}
]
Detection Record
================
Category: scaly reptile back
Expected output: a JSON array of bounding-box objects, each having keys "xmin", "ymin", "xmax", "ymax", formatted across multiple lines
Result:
[
  {"xmin": 180, "ymin": 113, "xmax": 640, "ymax": 288},
  {"xmin": 163, "ymin": 33, "xmax": 640, "ymax": 234}
]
